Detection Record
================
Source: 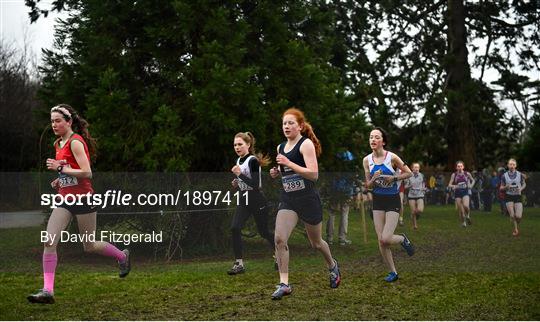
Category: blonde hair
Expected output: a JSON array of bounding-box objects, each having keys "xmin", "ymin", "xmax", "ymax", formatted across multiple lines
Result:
[{"xmin": 234, "ymin": 132, "xmax": 271, "ymax": 167}]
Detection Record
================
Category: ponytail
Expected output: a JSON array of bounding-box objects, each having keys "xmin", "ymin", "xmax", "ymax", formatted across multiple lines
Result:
[{"xmin": 301, "ymin": 122, "xmax": 322, "ymax": 157}]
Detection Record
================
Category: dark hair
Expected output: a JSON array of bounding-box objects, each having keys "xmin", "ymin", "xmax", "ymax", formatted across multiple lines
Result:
[
  {"xmin": 51, "ymin": 104, "xmax": 97, "ymax": 160},
  {"xmin": 372, "ymin": 127, "xmax": 388, "ymax": 147}
]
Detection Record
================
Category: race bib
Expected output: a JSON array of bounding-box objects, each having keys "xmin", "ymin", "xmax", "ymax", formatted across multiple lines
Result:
[
  {"xmin": 508, "ymin": 184, "xmax": 520, "ymax": 194},
  {"xmin": 237, "ymin": 179, "xmax": 253, "ymax": 191},
  {"xmin": 282, "ymin": 174, "xmax": 306, "ymax": 192},
  {"xmin": 409, "ymin": 188, "xmax": 423, "ymax": 198},
  {"xmin": 373, "ymin": 175, "xmax": 394, "ymax": 188},
  {"xmin": 457, "ymin": 182, "xmax": 467, "ymax": 189},
  {"xmin": 58, "ymin": 173, "xmax": 78, "ymax": 188}
]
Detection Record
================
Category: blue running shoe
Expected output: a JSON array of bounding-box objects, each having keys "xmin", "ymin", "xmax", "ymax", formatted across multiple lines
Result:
[
  {"xmin": 384, "ymin": 271, "xmax": 399, "ymax": 282},
  {"xmin": 400, "ymin": 233, "xmax": 415, "ymax": 256},
  {"xmin": 271, "ymin": 283, "xmax": 292, "ymax": 300},
  {"xmin": 329, "ymin": 259, "xmax": 341, "ymax": 288}
]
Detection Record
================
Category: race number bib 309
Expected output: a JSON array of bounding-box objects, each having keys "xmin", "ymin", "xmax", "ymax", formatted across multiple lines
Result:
[
  {"xmin": 59, "ymin": 173, "xmax": 78, "ymax": 188},
  {"xmin": 282, "ymin": 174, "xmax": 306, "ymax": 192}
]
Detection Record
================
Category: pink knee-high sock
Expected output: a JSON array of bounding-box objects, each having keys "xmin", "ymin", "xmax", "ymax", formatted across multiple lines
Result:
[
  {"xmin": 101, "ymin": 243, "xmax": 126, "ymax": 262},
  {"xmin": 43, "ymin": 253, "xmax": 57, "ymax": 293}
]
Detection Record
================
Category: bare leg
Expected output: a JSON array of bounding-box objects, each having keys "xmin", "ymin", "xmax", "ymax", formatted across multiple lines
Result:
[
  {"xmin": 409, "ymin": 199, "xmax": 418, "ymax": 229},
  {"xmin": 274, "ymin": 210, "xmax": 298, "ymax": 285},
  {"xmin": 76, "ymin": 212, "xmax": 127, "ymax": 262},
  {"xmin": 514, "ymin": 202, "xmax": 523, "ymax": 234},
  {"xmin": 304, "ymin": 222, "xmax": 334, "ymax": 268}
]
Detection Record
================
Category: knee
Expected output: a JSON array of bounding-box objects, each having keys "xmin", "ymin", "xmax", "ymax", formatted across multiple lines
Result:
[
  {"xmin": 379, "ymin": 236, "xmax": 392, "ymax": 246},
  {"xmin": 274, "ymin": 235, "xmax": 288, "ymax": 250}
]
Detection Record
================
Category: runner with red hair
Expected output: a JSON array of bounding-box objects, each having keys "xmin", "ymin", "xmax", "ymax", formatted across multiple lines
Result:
[{"xmin": 269, "ymin": 107, "xmax": 340, "ymax": 300}]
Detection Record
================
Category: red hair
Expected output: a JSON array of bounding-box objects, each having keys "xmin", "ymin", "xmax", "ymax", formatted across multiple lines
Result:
[{"xmin": 283, "ymin": 107, "xmax": 322, "ymax": 157}]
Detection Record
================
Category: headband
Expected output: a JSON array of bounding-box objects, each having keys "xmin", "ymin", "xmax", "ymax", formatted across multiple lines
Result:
[{"xmin": 51, "ymin": 106, "xmax": 72, "ymax": 119}]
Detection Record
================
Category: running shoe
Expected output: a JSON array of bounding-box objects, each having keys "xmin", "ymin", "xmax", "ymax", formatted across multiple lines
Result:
[
  {"xmin": 119, "ymin": 249, "xmax": 131, "ymax": 278},
  {"xmin": 329, "ymin": 258, "xmax": 341, "ymax": 288},
  {"xmin": 27, "ymin": 289, "xmax": 55, "ymax": 304},
  {"xmin": 400, "ymin": 233, "xmax": 415, "ymax": 256},
  {"xmin": 512, "ymin": 228, "xmax": 519, "ymax": 237},
  {"xmin": 384, "ymin": 271, "xmax": 399, "ymax": 282},
  {"xmin": 227, "ymin": 262, "xmax": 245, "ymax": 275},
  {"xmin": 339, "ymin": 239, "xmax": 352, "ymax": 246},
  {"xmin": 462, "ymin": 221, "xmax": 467, "ymax": 227},
  {"xmin": 271, "ymin": 283, "xmax": 292, "ymax": 300},
  {"xmin": 466, "ymin": 216, "xmax": 472, "ymax": 225}
]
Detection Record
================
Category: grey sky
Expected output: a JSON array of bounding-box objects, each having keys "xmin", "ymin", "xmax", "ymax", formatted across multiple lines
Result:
[{"xmin": 1, "ymin": 0, "xmax": 64, "ymax": 61}]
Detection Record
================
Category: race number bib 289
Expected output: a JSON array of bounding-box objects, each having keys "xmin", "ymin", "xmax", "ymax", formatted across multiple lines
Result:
[
  {"xmin": 282, "ymin": 174, "xmax": 306, "ymax": 192},
  {"xmin": 59, "ymin": 173, "xmax": 78, "ymax": 188}
]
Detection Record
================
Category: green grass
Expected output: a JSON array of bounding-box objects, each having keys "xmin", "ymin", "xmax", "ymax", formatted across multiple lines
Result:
[{"xmin": 1, "ymin": 206, "xmax": 540, "ymax": 320}]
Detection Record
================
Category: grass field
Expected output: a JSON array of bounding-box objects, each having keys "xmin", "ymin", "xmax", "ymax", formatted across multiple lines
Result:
[{"xmin": 1, "ymin": 205, "xmax": 539, "ymax": 320}]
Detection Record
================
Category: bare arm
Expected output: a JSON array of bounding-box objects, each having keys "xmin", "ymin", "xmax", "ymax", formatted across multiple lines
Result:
[
  {"xmin": 363, "ymin": 157, "xmax": 373, "ymax": 188},
  {"xmin": 467, "ymin": 172, "xmax": 475, "ymax": 189},
  {"xmin": 63, "ymin": 140, "xmax": 92, "ymax": 179},
  {"xmin": 448, "ymin": 173, "xmax": 456, "ymax": 189},
  {"xmin": 392, "ymin": 154, "xmax": 412, "ymax": 181},
  {"xmin": 270, "ymin": 145, "xmax": 281, "ymax": 178}
]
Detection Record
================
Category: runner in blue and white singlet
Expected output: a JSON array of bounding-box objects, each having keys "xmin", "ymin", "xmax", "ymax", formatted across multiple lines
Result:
[
  {"xmin": 363, "ymin": 127, "xmax": 415, "ymax": 283},
  {"xmin": 500, "ymin": 158, "xmax": 527, "ymax": 236}
]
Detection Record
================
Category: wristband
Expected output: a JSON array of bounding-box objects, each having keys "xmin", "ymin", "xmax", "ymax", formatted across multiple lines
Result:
[{"xmin": 57, "ymin": 165, "xmax": 64, "ymax": 173}]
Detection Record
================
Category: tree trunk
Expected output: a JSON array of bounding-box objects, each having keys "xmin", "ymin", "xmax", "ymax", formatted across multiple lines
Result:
[{"xmin": 445, "ymin": 0, "xmax": 476, "ymax": 170}]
